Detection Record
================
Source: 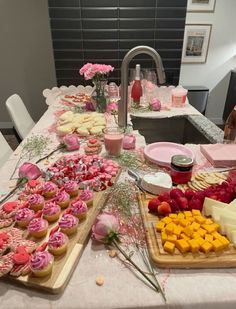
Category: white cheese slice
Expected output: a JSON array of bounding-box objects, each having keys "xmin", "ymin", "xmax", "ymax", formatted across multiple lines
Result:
[
  {"xmin": 141, "ymin": 172, "xmax": 172, "ymax": 195},
  {"xmin": 203, "ymin": 197, "xmax": 227, "ymax": 216},
  {"xmin": 224, "ymin": 223, "xmax": 236, "ymax": 241},
  {"xmin": 231, "ymin": 230, "xmax": 236, "ymax": 247}
]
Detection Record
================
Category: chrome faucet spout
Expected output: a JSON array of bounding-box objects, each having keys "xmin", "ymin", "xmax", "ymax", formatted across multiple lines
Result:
[{"xmin": 118, "ymin": 45, "xmax": 166, "ymax": 128}]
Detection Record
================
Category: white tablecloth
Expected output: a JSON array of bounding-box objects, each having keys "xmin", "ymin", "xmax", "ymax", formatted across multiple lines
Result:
[{"xmin": 1, "ymin": 96, "xmax": 236, "ymax": 309}]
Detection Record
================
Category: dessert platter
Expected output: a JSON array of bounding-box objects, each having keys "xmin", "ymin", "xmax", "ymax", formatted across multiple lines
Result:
[
  {"xmin": 0, "ymin": 154, "xmax": 120, "ymax": 293},
  {"xmin": 138, "ymin": 170, "xmax": 236, "ymax": 268}
]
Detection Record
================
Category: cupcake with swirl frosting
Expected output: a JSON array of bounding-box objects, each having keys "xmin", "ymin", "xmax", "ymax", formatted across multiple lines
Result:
[
  {"xmin": 27, "ymin": 194, "xmax": 44, "ymax": 211},
  {"xmin": 48, "ymin": 232, "xmax": 69, "ymax": 256},
  {"xmin": 70, "ymin": 198, "xmax": 87, "ymax": 220},
  {"xmin": 42, "ymin": 182, "xmax": 58, "ymax": 199},
  {"xmin": 79, "ymin": 189, "xmax": 93, "ymax": 207},
  {"xmin": 43, "ymin": 202, "xmax": 61, "ymax": 223},
  {"xmin": 59, "ymin": 214, "xmax": 78, "ymax": 235},
  {"xmin": 54, "ymin": 190, "xmax": 70, "ymax": 209},
  {"xmin": 30, "ymin": 251, "xmax": 54, "ymax": 277},
  {"xmin": 64, "ymin": 180, "xmax": 79, "ymax": 198},
  {"xmin": 15, "ymin": 208, "xmax": 35, "ymax": 228},
  {"xmin": 28, "ymin": 218, "xmax": 48, "ymax": 238}
]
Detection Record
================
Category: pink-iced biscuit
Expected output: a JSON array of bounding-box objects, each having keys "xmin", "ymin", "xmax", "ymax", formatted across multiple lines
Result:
[
  {"xmin": 42, "ymin": 202, "xmax": 61, "ymax": 223},
  {"xmin": 15, "ymin": 208, "xmax": 34, "ymax": 228},
  {"xmin": 28, "ymin": 218, "xmax": 48, "ymax": 238},
  {"xmin": 30, "ymin": 251, "xmax": 54, "ymax": 277},
  {"xmin": 48, "ymin": 232, "xmax": 68, "ymax": 256},
  {"xmin": 54, "ymin": 190, "xmax": 70, "ymax": 209},
  {"xmin": 59, "ymin": 214, "xmax": 78, "ymax": 235},
  {"xmin": 0, "ymin": 253, "xmax": 14, "ymax": 277},
  {"xmin": 27, "ymin": 194, "xmax": 45, "ymax": 211},
  {"xmin": 64, "ymin": 180, "xmax": 79, "ymax": 198},
  {"xmin": 70, "ymin": 199, "xmax": 88, "ymax": 220},
  {"xmin": 122, "ymin": 134, "xmax": 136, "ymax": 150},
  {"xmin": 79, "ymin": 189, "xmax": 93, "ymax": 207},
  {"xmin": 42, "ymin": 182, "xmax": 58, "ymax": 199}
]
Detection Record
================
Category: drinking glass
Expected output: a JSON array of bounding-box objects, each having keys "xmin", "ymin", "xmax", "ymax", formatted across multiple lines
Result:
[{"xmin": 103, "ymin": 127, "xmax": 125, "ymax": 157}]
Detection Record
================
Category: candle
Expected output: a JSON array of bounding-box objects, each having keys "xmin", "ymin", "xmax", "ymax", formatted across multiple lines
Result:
[{"xmin": 104, "ymin": 127, "xmax": 124, "ymax": 157}]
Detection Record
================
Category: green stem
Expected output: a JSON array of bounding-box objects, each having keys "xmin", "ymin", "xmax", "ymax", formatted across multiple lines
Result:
[
  {"xmin": 112, "ymin": 239, "xmax": 163, "ymax": 297},
  {"xmin": 0, "ymin": 178, "xmax": 27, "ymax": 205},
  {"xmin": 36, "ymin": 145, "xmax": 64, "ymax": 164}
]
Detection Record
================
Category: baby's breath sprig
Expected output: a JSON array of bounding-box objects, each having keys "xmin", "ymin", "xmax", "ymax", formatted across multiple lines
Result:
[{"xmin": 114, "ymin": 150, "xmax": 143, "ymax": 170}]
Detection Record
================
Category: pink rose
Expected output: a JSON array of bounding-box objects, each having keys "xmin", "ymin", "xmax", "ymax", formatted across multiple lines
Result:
[
  {"xmin": 18, "ymin": 162, "xmax": 42, "ymax": 180},
  {"xmin": 92, "ymin": 212, "xmax": 120, "ymax": 242},
  {"xmin": 150, "ymin": 98, "xmax": 161, "ymax": 111},
  {"xmin": 62, "ymin": 134, "xmax": 80, "ymax": 151},
  {"xmin": 106, "ymin": 102, "xmax": 118, "ymax": 114}
]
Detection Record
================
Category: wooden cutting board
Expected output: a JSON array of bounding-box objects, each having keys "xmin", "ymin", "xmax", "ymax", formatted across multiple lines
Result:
[
  {"xmin": 5, "ymin": 170, "xmax": 121, "ymax": 294},
  {"xmin": 138, "ymin": 193, "xmax": 236, "ymax": 268}
]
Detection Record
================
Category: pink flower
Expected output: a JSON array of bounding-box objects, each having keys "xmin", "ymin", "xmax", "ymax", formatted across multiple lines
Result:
[
  {"xmin": 106, "ymin": 102, "xmax": 118, "ymax": 114},
  {"xmin": 92, "ymin": 212, "xmax": 120, "ymax": 242},
  {"xmin": 62, "ymin": 134, "xmax": 80, "ymax": 151},
  {"xmin": 150, "ymin": 98, "xmax": 161, "ymax": 111},
  {"xmin": 18, "ymin": 162, "xmax": 42, "ymax": 180},
  {"xmin": 79, "ymin": 63, "xmax": 114, "ymax": 80}
]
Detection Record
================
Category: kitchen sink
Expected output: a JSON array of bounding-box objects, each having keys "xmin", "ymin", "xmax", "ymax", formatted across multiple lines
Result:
[{"xmin": 131, "ymin": 116, "xmax": 213, "ymax": 144}]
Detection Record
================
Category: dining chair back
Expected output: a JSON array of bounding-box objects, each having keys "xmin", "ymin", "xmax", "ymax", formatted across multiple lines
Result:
[
  {"xmin": 6, "ymin": 94, "xmax": 35, "ymax": 140},
  {"xmin": 0, "ymin": 132, "xmax": 13, "ymax": 168}
]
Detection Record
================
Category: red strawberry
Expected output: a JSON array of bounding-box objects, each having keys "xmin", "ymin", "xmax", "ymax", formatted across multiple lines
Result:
[
  {"xmin": 148, "ymin": 198, "xmax": 161, "ymax": 213},
  {"xmin": 157, "ymin": 201, "xmax": 171, "ymax": 216},
  {"xmin": 168, "ymin": 199, "xmax": 180, "ymax": 213},
  {"xmin": 188, "ymin": 198, "xmax": 202, "ymax": 211},
  {"xmin": 176, "ymin": 197, "xmax": 188, "ymax": 210},
  {"xmin": 170, "ymin": 188, "xmax": 184, "ymax": 199},
  {"xmin": 158, "ymin": 192, "xmax": 170, "ymax": 202},
  {"xmin": 185, "ymin": 188, "xmax": 195, "ymax": 200}
]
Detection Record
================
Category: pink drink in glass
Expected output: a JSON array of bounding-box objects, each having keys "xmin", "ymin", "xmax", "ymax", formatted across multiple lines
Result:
[{"xmin": 104, "ymin": 127, "xmax": 124, "ymax": 157}]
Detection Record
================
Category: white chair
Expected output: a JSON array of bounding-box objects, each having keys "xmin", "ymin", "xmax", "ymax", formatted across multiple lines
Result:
[
  {"xmin": 0, "ymin": 132, "xmax": 13, "ymax": 168},
  {"xmin": 6, "ymin": 94, "xmax": 35, "ymax": 140}
]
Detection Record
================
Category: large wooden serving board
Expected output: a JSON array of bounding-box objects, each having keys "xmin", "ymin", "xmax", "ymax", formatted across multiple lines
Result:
[
  {"xmin": 138, "ymin": 193, "xmax": 236, "ymax": 269},
  {"xmin": 5, "ymin": 171, "xmax": 121, "ymax": 294}
]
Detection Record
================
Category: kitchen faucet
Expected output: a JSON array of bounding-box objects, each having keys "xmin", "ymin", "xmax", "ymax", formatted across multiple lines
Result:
[{"xmin": 118, "ymin": 46, "xmax": 166, "ymax": 128}]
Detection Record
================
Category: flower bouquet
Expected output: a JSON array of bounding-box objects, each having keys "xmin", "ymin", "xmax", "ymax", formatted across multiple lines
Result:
[{"xmin": 79, "ymin": 63, "xmax": 114, "ymax": 113}]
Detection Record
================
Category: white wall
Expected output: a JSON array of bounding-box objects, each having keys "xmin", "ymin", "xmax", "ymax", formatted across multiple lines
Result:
[
  {"xmin": 0, "ymin": 0, "xmax": 56, "ymax": 128},
  {"xmin": 179, "ymin": 0, "xmax": 236, "ymax": 124}
]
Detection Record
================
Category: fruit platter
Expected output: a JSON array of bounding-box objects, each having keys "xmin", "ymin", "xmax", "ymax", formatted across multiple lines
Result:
[
  {"xmin": 0, "ymin": 154, "xmax": 120, "ymax": 293},
  {"xmin": 138, "ymin": 170, "xmax": 236, "ymax": 268}
]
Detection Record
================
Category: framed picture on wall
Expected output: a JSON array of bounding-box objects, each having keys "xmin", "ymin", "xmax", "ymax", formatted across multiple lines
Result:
[
  {"xmin": 181, "ymin": 24, "xmax": 212, "ymax": 64},
  {"xmin": 187, "ymin": 0, "xmax": 216, "ymax": 12}
]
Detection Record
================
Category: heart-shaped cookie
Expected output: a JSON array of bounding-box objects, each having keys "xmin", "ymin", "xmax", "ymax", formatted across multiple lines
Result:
[
  {"xmin": 3, "ymin": 201, "xmax": 18, "ymax": 214},
  {"xmin": 13, "ymin": 246, "xmax": 30, "ymax": 265}
]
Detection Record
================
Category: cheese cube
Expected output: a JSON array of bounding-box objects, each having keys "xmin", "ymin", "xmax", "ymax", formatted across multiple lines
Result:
[
  {"xmin": 211, "ymin": 223, "xmax": 220, "ymax": 232},
  {"xmin": 161, "ymin": 217, "xmax": 172, "ymax": 225},
  {"xmin": 173, "ymin": 225, "xmax": 182, "ymax": 237},
  {"xmin": 186, "ymin": 217, "xmax": 195, "ymax": 223},
  {"xmin": 192, "ymin": 209, "xmax": 201, "ymax": 216},
  {"xmin": 191, "ymin": 222, "xmax": 200, "ymax": 231},
  {"xmin": 212, "ymin": 231, "xmax": 222, "ymax": 239},
  {"xmin": 179, "ymin": 219, "xmax": 190, "ymax": 227},
  {"xmin": 183, "ymin": 226, "xmax": 194, "ymax": 237},
  {"xmin": 177, "ymin": 213, "xmax": 185, "ymax": 220},
  {"xmin": 156, "ymin": 221, "xmax": 165, "ymax": 232},
  {"xmin": 198, "ymin": 228, "xmax": 207, "ymax": 237},
  {"xmin": 202, "ymin": 224, "xmax": 216, "ymax": 234},
  {"xmin": 163, "ymin": 241, "xmax": 175, "ymax": 254},
  {"xmin": 180, "ymin": 233, "xmax": 190, "ymax": 241},
  {"xmin": 176, "ymin": 239, "xmax": 190, "ymax": 253},
  {"xmin": 165, "ymin": 223, "xmax": 176, "ymax": 235},
  {"xmin": 188, "ymin": 239, "xmax": 200, "ymax": 253},
  {"xmin": 161, "ymin": 232, "xmax": 168, "ymax": 244},
  {"xmin": 167, "ymin": 234, "xmax": 177, "ymax": 244},
  {"xmin": 184, "ymin": 211, "xmax": 192, "ymax": 217},
  {"xmin": 205, "ymin": 234, "xmax": 213, "ymax": 243},
  {"xmin": 195, "ymin": 216, "xmax": 206, "ymax": 224},
  {"xmin": 195, "ymin": 237, "xmax": 205, "ymax": 246},
  {"xmin": 169, "ymin": 213, "xmax": 177, "ymax": 219},
  {"xmin": 218, "ymin": 236, "xmax": 230, "ymax": 249},
  {"xmin": 212, "ymin": 239, "xmax": 224, "ymax": 252},
  {"xmin": 205, "ymin": 218, "xmax": 214, "ymax": 225},
  {"xmin": 172, "ymin": 218, "xmax": 179, "ymax": 225},
  {"xmin": 193, "ymin": 232, "xmax": 201, "ymax": 239},
  {"xmin": 200, "ymin": 241, "xmax": 213, "ymax": 254}
]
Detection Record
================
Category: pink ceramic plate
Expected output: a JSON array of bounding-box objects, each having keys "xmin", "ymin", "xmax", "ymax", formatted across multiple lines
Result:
[{"xmin": 144, "ymin": 142, "xmax": 195, "ymax": 167}]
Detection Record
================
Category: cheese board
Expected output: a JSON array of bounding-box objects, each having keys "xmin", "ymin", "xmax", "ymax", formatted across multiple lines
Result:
[{"xmin": 138, "ymin": 193, "xmax": 236, "ymax": 268}]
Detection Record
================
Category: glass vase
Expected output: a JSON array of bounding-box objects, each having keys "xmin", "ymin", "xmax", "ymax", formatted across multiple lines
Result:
[{"xmin": 93, "ymin": 79, "xmax": 107, "ymax": 113}]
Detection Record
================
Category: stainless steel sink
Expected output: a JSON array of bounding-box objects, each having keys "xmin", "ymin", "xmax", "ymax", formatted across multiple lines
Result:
[{"xmin": 131, "ymin": 116, "xmax": 213, "ymax": 144}]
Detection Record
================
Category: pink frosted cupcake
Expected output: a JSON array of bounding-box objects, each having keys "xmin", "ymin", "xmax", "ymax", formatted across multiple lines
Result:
[
  {"xmin": 79, "ymin": 189, "xmax": 93, "ymax": 207},
  {"xmin": 27, "ymin": 194, "xmax": 45, "ymax": 211},
  {"xmin": 70, "ymin": 198, "xmax": 87, "ymax": 220},
  {"xmin": 64, "ymin": 180, "xmax": 79, "ymax": 198},
  {"xmin": 30, "ymin": 251, "xmax": 54, "ymax": 277},
  {"xmin": 15, "ymin": 208, "xmax": 35, "ymax": 228},
  {"xmin": 48, "ymin": 232, "xmax": 69, "ymax": 256},
  {"xmin": 58, "ymin": 214, "xmax": 78, "ymax": 235},
  {"xmin": 42, "ymin": 182, "xmax": 58, "ymax": 199},
  {"xmin": 42, "ymin": 202, "xmax": 61, "ymax": 223},
  {"xmin": 28, "ymin": 218, "xmax": 48, "ymax": 238},
  {"xmin": 54, "ymin": 190, "xmax": 70, "ymax": 209}
]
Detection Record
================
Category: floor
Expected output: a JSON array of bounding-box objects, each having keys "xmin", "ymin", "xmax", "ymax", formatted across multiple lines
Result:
[{"xmin": 1, "ymin": 129, "xmax": 20, "ymax": 150}]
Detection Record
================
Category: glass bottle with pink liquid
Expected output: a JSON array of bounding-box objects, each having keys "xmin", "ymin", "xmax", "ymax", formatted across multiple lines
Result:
[{"xmin": 103, "ymin": 127, "xmax": 125, "ymax": 157}]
